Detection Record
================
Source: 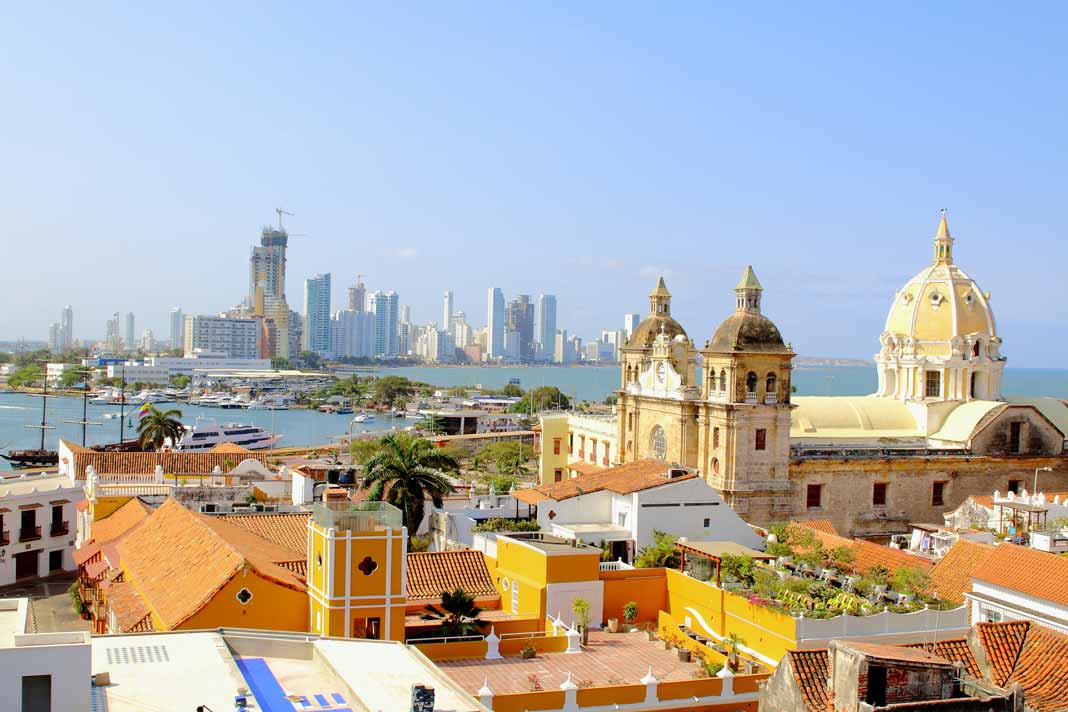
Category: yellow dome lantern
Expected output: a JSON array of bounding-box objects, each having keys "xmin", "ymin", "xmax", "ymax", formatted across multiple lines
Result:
[{"xmin": 875, "ymin": 212, "xmax": 1004, "ymax": 403}]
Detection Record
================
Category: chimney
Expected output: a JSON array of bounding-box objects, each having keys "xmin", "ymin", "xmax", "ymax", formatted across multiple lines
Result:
[{"xmin": 410, "ymin": 684, "xmax": 435, "ymax": 712}]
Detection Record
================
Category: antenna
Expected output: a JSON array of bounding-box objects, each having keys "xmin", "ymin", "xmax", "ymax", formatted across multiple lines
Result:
[{"xmin": 275, "ymin": 208, "xmax": 294, "ymax": 231}]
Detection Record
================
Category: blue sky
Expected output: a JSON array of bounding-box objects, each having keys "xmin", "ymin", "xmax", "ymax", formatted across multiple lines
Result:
[{"xmin": 2, "ymin": 2, "xmax": 1066, "ymax": 365}]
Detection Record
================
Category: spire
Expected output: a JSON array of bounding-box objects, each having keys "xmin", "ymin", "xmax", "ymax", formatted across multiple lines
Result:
[
  {"xmin": 734, "ymin": 265, "xmax": 763, "ymax": 314},
  {"xmin": 648, "ymin": 276, "xmax": 671, "ymax": 317},
  {"xmin": 933, "ymin": 208, "xmax": 954, "ymax": 264}
]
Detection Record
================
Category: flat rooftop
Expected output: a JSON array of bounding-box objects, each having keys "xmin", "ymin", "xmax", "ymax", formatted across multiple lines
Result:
[
  {"xmin": 440, "ymin": 630, "xmax": 702, "ymax": 694},
  {"xmin": 501, "ymin": 532, "xmax": 601, "ymax": 553},
  {"xmin": 0, "ymin": 599, "xmax": 29, "ymax": 647},
  {"xmin": 91, "ymin": 630, "xmax": 484, "ymax": 712}
]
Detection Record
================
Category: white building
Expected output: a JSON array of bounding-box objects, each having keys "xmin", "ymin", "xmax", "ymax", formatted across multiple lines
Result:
[
  {"xmin": 966, "ymin": 542, "xmax": 1068, "ymax": 634},
  {"xmin": 183, "ymin": 314, "xmax": 259, "ymax": 359},
  {"xmin": 443, "ymin": 290, "xmax": 454, "ymax": 332},
  {"xmin": 302, "ymin": 272, "xmax": 332, "ymax": 354},
  {"xmin": 169, "ymin": 306, "xmax": 184, "ymax": 351},
  {"xmin": 624, "ymin": 313, "xmax": 641, "ymax": 341},
  {"xmin": 123, "ymin": 312, "xmax": 135, "ymax": 352},
  {"xmin": 535, "ymin": 294, "xmax": 557, "ymax": 362},
  {"xmin": 553, "ymin": 328, "xmax": 568, "ymax": 364},
  {"xmin": 370, "ymin": 290, "xmax": 399, "ymax": 359},
  {"xmin": 329, "ymin": 309, "xmax": 375, "ymax": 359},
  {"xmin": 0, "ymin": 472, "xmax": 81, "ymax": 585},
  {"xmin": 0, "ymin": 598, "xmax": 91, "ymax": 712},
  {"xmin": 106, "ymin": 354, "xmax": 272, "ymax": 385},
  {"xmin": 60, "ymin": 305, "xmax": 74, "ymax": 350},
  {"xmin": 45, "ymin": 362, "xmax": 73, "ymax": 387},
  {"xmin": 514, "ymin": 459, "xmax": 763, "ymax": 562}
]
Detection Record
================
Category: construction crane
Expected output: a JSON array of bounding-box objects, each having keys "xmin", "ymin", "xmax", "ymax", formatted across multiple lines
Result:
[{"xmin": 275, "ymin": 208, "xmax": 294, "ymax": 231}]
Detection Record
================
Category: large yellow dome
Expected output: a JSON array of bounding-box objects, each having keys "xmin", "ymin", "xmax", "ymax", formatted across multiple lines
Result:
[{"xmin": 882, "ymin": 214, "xmax": 997, "ymax": 359}]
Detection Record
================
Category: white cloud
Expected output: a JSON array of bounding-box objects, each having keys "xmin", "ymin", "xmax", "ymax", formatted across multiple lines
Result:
[{"xmin": 396, "ymin": 247, "xmax": 419, "ymax": 259}]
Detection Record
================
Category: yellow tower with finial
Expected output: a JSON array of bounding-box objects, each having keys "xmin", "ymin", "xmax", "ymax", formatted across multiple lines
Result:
[{"xmin": 307, "ymin": 495, "xmax": 407, "ymax": 641}]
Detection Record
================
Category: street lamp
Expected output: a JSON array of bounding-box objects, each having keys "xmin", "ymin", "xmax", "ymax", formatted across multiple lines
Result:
[{"xmin": 1034, "ymin": 466, "xmax": 1054, "ymax": 495}]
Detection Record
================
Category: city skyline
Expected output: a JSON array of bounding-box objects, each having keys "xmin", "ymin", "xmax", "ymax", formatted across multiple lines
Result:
[{"xmin": 4, "ymin": 5, "xmax": 1068, "ymax": 365}]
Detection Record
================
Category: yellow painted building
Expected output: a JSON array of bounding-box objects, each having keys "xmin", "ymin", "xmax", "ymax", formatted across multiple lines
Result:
[{"xmin": 307, "ymin": 501, "xmax": 408, "ymax": 642}]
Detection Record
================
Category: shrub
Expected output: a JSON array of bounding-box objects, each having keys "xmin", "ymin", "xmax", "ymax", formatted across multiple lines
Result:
[
  {"xmin": 622, "ymin": 601, "xmax": 639, "ymax": 624},
  {"xmin": 720, "ymin": 554, "xmax": 756, "ymax": 587},
  {"xmin": 635, "ymin": 530, "xmax": 680, "ymax": 569},
  {"xmin": 471, "ymin": 518, "xmax": 540, "ymax": 533},
  {"xmin": 891, "ymin": 566, "xmax": 931, "ymax": 596}
]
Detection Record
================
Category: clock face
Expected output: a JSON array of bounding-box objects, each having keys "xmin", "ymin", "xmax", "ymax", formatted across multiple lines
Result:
[{"xmin": 656, "ymin": 362, "xmax": 667, "ymax": 382}]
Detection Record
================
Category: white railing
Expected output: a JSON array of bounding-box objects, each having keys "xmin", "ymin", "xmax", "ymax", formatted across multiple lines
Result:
[
  {"xmin": 796, "ymin": 605, "xmax": 969, "ymax": 643},
  {"xmin": 764, "ymin": 393, "xmax": 778, "ymax": 405},
  {"xmin": 600, "ymin": 559, "xmax": 634, "ymax": 572},
  {"xmin": 744, "ymin": 392, "xmax": 758, "ymax": 404}
]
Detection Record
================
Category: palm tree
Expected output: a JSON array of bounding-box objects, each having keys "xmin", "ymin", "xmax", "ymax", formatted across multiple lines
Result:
[
  {"xmin": 361, "ymin": 433, "xmax": 458, "ymax": 537},
  {"xmin": 421, "ymin": 587, "xmax": 485, "ymax": 637},
  {"xmin": 136, "ymin": 406, "xmax": 184, "ymax": 451}
]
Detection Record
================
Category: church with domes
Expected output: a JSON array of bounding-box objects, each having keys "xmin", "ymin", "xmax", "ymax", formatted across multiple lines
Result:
[{"xmin": 547, "ymin": 213, "xmax": 1068, "ymax": 536}]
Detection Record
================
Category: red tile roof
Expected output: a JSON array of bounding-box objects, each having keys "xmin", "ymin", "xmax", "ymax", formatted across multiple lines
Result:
[
  {"xmin": 73, "ymin": 498, "xmax": 154, "ymax": 566},
  {"xmin": 903, "ymin": 639, "xmax": 981, "ymax": 678},
  {"xmin": 977, "ymin": 620, "xmax": 1030, "ymax": 687},
  {"xmin": 928, "ymin": 539, "xmax": 995, "ymax": 605},
  {"xmin": 64, "ymin": 443, "xmax": 273, "ymax": 477},
  {"xmin": 788, "ymin": 649, "xmax": 833, "ymax": 712},
  {"xmin": 792, "ymin": 519, "xmax": 838, "ymax": 536},
  {"xmin": 405, "ymin": 550, "xmax": 498, "ymax": 602},
  {"xmin": 521, "ymin": 459, "xmax": 695, "ymax": 503},
  {"xmin": 844, "ymin": 641, "xmax": 952, "ymax": 666},
  {"xmin": 117, "ymin": 499, "xmax": 305, "ymax": 629},
  {"xmin": 971, "ymin": 543, "xmax": 1068, "ymax": 606},
  {"xmin": 788, "ymin": 523, "xmax": 933, "ymax": 575},
  {"xmin": 107, "ymin": 581, "xmax": 153, "ymax": 633},
  {"xmin": 997, "ymin": 623, "xmax": 1068, "ymax": 712},
  {"xmin": 223, "ymin": 513, "xmax": 309, "ymax": 556}
]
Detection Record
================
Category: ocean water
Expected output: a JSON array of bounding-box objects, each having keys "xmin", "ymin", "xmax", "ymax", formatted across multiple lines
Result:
[{"xmin": 2, "ymin": 365, "xmax": 1065, "ymax": 470}]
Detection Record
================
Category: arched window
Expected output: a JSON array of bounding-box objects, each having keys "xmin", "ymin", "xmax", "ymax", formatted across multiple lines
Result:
[
  {"xmin": 651, "ymin": 425, "xmax": 666, "ymax": 461},
  {"xmin": 719, "ymin": 369, "xmax": 727, "ymax": 392},
  {"xmin": 766, "ymin": 372, "xmax": 777, "ymax": 399},
  {"xmin": 746, "ymin": 372, "xmax": 758, "ymax": 393},
  {"xmin": 973, "ymin": 341, "xmax": 980, "ymax": 358}
]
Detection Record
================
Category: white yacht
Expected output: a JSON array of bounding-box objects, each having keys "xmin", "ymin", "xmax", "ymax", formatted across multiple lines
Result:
[
  {"xmin": 172, "ymin": 417, "xmax": 280, "ymax": 451},
  {"xmin": 352, "ymin": 412, "xmax": 376, "ymax": 424}
]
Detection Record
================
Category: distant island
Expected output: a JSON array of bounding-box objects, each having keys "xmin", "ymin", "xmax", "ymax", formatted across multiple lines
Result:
[{"xmin": 794, "ymin": 356, "xmax": 872, "ymax": 368}]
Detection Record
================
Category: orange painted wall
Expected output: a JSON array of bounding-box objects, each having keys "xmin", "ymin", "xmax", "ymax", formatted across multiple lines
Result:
[
  {"xmin": 600, "ymin": 568, "xmax": 666, "ymax": 625},
  {"xmin": 179, "ymin": 571, "xmax": 307, "ymax": 632},
  {"xmin": 575, "ymin": 684, "xmax": 646, "ymax": 707},
  {"xmin": 499, "ymin": 635, "xmax": 569, "ymax": 656},
  {"xmin": 490, "ymin": 691, "xmax": 566, "ymax": 712},
  {"xmin": 657, "ymin": 677, "xmax": 724, "ymax": 701},
  {"xmin": 411, "ymin": 640, "xmax": 486, "ymax": 661}
]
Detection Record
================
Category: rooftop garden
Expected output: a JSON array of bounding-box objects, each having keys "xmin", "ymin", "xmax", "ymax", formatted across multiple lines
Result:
[{"xmin": 685, "ymin": 525, "xmax": 956, "ymax": 618}]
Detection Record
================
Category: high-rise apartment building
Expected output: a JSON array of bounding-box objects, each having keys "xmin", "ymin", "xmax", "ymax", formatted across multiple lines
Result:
[
  {"xmin": 48, "ymin": 323, "xmax": 62, "ymax": 352},
  {"xmin": 553, "ymin": 329, "xmax": 568, "ymax": 364},
  {"xmin": 347, "ymin": 276, "xmax": 367, "ymax": 312},
  {"xmin": 505, "ymin": 295, "xmax": 534, "ymax": 361},
  {"xmin": 105, "ymin": 313, "xmax": 122, "ymax": 353},
  {"xmin": 535, "ymin": 294, "xmax": 557, "ymax": 362},
  {"xmin": 486, "ymin": 288, "xmax": 505, "ymax": 359},
  {"xmin": 249, "ymin": 220, "xmax": 292, "ymax": 358},
  {"xmin": 124, "ymin": 313, "xmax": 136, "ymax": 352},
  {"xmin": 60, "ymin": 305, "xmax": 73, "ymax": 349},
  {"xmin": 399, "ymin": 304, "xmax": 412, "ymax": 324},
  {"xmin": 624, "ymin": 313, "xmax": 641, "ymax": 341},
  {"xmin": 170, "ymin": 307, "xmax": 184, "ymax": 352},
  {"xmin": 140, "ymin": 329, "xmax": 155, "ymax": 352},
  {"xmin": 302, "ymin": 273, "xmax": 332, "ymax": 355},
  {"xmin": 329, "ymin": 309, "xmax": 374, "ymax": 359},
  {"xmin": 370, "ymin": 291, "xmax": 399, "ymax": 359},
  {"xmin": 443, "ymin": 291, "xmax": 454, "ymax": 332},
  {"xmin": 183, "ymin": 315, "xmax": 259, "ymax": 359}
]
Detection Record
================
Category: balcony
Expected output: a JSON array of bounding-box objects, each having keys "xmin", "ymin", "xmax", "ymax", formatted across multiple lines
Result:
[
  {"xmin": 764, "ymin": 393, "xmax": 778, "ymax": 405},
  {"xmin": 744, "ymin": 392, "xmax": 758, "ymax": 405},
  {"xmin": 19, "ymin": 526, "xmax": 42, "ymax": 543},
  {"xmin": 0, "ymin": 530, "xmax": 9, "ymax": 546},
  {"xmin": 50, "ymin": 521, "xmax": 70, "ymax": 537}
]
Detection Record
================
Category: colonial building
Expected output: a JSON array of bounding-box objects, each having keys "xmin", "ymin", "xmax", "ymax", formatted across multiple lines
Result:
[{"xmin": 544, "ymin": 214, "xmax": 1068, "ymax": 536}]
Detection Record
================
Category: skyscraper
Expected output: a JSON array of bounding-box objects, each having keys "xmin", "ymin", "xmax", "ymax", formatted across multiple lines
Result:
[
  {"xmin": 106, "ymin": 313, "xmax": 122, "ymax": 353},
  {"xmin": 303, "ymin": 273, "xmax": 332, "ymax": 354},
  {"xmin": 535, "ymin": 294, "xmax": 557, "ymax": 362},
  {"xmin": 48, "ymin": 322, "xmax": 61, "ymax": 352},
  {"xmin": 170, "ymin": 307, "xmax": 184, "ymax": 351},
  {"xmin": 249, "ymin": 218, "xmax": 292, "ymax": 358},
  {"xmin": 370, "ymin": 290, "xmax": 400, "ymax": 359},
  {"xmin": 60, "ymin": 305, "xmax": 73, "ymax": 349},
  {"xmin": 399, "ymin": 304, "xmax": 412, "ymax": 324},
  {"xmin": 486, "ymin": 287, "xmax": 505, "ymax": 359},
  {"xmin": 624, "ymin": 313, "xmax": 641, "ymax": 342},
  {"xmin": 124, "ymin": 312, "xmax": 136, "ymax": 352},
  {"xmin": 505, "ymin": 295, "xmax": 534, "ymax": 361},
  {"xmin": 347, "ymin": 276, "xmax": 366, "ymax": 312},
  {"xmin": 440, "ymin": 290, "xmax": 452, "ymax": 330}
]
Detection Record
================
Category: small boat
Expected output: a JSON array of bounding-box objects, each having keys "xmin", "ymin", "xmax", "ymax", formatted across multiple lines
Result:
[
  {"xmin": 352, "ymin": 412, "xmax": 376, "ymax": 424},
  {"xmin": 102, "ymin": 413, "xmax": 120, "ymax": 419},
  {"xmin": 335, "ymin": 407, "xmax": 353, "ymax": 415},
  {"xmin": 1, "ymin": 449, "xmax": 59, "ymax": 468}
]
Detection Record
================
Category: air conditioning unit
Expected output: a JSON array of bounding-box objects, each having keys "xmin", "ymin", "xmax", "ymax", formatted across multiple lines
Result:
[{"xmin": 231, "ymin": 506, "xmax": 254, "ymax": 513}]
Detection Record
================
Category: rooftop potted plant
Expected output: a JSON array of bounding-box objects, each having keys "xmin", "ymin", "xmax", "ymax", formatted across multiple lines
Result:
[
  {"xmin": 622, "ymin": 601, "xmax": 639, "ymax": 631},
  {"xmin": 521, "ymin": 641, "xmax": 537, "ymax": 659}
]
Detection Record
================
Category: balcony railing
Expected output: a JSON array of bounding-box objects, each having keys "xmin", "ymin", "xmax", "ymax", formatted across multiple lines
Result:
[
  {"xmin": 764, "ymin": 393, "xmax": 778, "ymax": 405},
  {"xmin": 50, "ymin": 521, "xmax": 70, "ymax": 537},
  {"xmin": 19, "ymin": 526, "xmax": 42, "ymax": 543},
  {"xmin": 744, "ymin": 392, "xmax": 758, "ymax": 404}
]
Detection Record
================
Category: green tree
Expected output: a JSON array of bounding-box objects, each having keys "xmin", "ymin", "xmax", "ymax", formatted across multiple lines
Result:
[
  {"xmin": 373, "ymin": 376, "xmax": 414, "ymax": 407},
  {"xmin": 509, "ymin": 386, "xmax": 570, "ymax": 413},
  {"xmin": 361, "ymin": 433, "xmax": 459, "ymax": 538},
  {"xmin": 168, "ymin": 374, "xmax": 192, "ymax": 389},
  {"xmin": 60, "ymin": 368, "xmax": 86, "ymax": 389},
  {"xmin": 473, "ymin": 441, "xmax": 533, "ymax": 474},
  {"xmin": 720, "ymin": 554, "xmax": 756, "ymax": 587},
  {"xmin": 271, "ymin": 356, "xmax": 290, "ymax": 370},
  {"xmin": 7, "ymin": 365, "xmax": 44, "ymax": 388},
  {"xmin": 500, "ymin": 383, "xmax": 524, "ymax": 397},
  {"xmin": 409, "ymin": 535, "xmax": 431, "ymax": 552},
  {"xmin": 890, "ymin": 566, "xmax": 931, "ymax": 596},
  {"xmin": 349, "ymin": 438, "xmax": 384, "ymax": 465},
  {"xmin": 572, "ymin": 598, "xmax": 591, "ymax": 644},
  {"xmin": 421, "ymin": 587, "xmax": 485, "ymax": 637},
  {"xmin": 634, "ymin": 530, "xmax": 681, "ymax": 569},
  {"xmin": 299, "ymin": 351, "xmax": 322, "ymax": 369},
  {"xmin": 136, "ymin": 406, "xmax": 185, "ymax": 451}
]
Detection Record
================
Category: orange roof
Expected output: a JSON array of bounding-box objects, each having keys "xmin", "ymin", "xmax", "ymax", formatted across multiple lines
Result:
[
  {"xmin": 524, "ymin": 459, "xmax": 694, "ymax": 502},
  {"xmin": 788, "ymin": 649, "xmax": 832, "ymax": 712},
  {"xmin": 567, "ymin": 460, "xmax": 604, "ymax": 477},
  {"xmin": 107, "ymin": 581, "xmax": 153, "ymax": 633},
  {"xmin": 972, "ymin": 543, "xmax": 1068, "ymax": 605},
  {"xmin": 788, "ymin": 523, "xmax": 933, "ymax": 574},
  {"xmin": 902, "ymin": 639, "xmax": 980, "ymax": 678},
  {"xmin": 405, "ymin": 550, "xmax": 497, "ymax": 601},
  {"xmin": 66, "ymin": 447, "xmax": 273, "ymax": 477},
  {"xmin": 73, "ymin": 498, "xmax": 154, "ymax": 566},
  {"xmin": 843, "ymin": 641, "xmax": 952, "ymax": 666},
  {"xmin": 976, "ymin": 621, "xmax": 1068, "ymax": 711},
  {"xmin": 792, "ymin": 519, "xmax": 838, "ymax": 536},
  {"xmin": 223, "ymin": 512, "xmax": 309, "ymax": 556},
  {"xmin": 117, "ymin": 499, "xmax": 305, "ymax": 629},
  {"xmin": 208, "ymin": 442, "xmax": 253, "ymax": 454},
  {"xmin": 927, "ymin": 539, "xmax": 995, "ymax": 605}
]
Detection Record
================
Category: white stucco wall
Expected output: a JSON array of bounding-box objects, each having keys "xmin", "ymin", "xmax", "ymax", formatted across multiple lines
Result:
[{"xmin": 546, "ymin": 580, "xmax": 605, "ymax": 630}]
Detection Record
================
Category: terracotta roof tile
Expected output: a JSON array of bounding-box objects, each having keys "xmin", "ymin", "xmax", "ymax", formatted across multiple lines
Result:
[
  {"xmin": 107, "ymin": 581, "xmax": 153, "ymax": 633},
  {"xmin": 972, "ymin": 543, "xmax": 1068, "ymax": 606},
  {"xmin": 977, "ymin": 620, "xmax": 1030, "ymax": 687},
  {"xmin": 928, "ymin": 539, "xmax": 995, "ymax": 605},
  {"xmin": 117, "ymin": 499, "xmax": 305, "ymax": 629},
  {"xmin": 526, "ymin": 459, "xmax": 695, "ymax": 502},
  {"xmin": 1003, "ymin": 623, "xmax": 1068, "ymax": 712},
  {"xmin": 222, "ymin": 513, "xmax": 309, "ymax": 556},
  {"xmin": 406, "ymin": 550, "xmax": 497, "ymax": 601},
  {"xmin": 208, "ymin": 442, "xmax": 253, "ymax": 454},
  {"xmin": 845, "ymin": 641, "xmax": 952, "ymax": 665},
  {"xmin": 91, "ymin": 498, "xmax": 153, "ymax": 544},
  {"xmin": 69, "ymin": 449, "xmax": 273, "ymax": 477},
  {"xmin": 788, "ymin": 649, "xmax": 833, "ymax": 712},
  {"xmin": 788, "ymin": 524, "xmax": 933, "ymax": 575},
  {"xmin": 903, "ymin": 639, "xmax": 981, "ymax": 678},
  {"xmin": 793, "ymin": 519, "xmax": 839, "ymax": 536}
]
